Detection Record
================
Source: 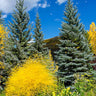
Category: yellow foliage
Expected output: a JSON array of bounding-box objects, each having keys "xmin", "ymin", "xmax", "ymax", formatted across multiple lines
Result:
[
  {"xmin": 0, "ymin": 24, "xmax": 7, "ymax": 56},
  {"xmin": 0, "ymin": 25, "xmax": 7, "ymax": 90},
  {"xmin": 88, "ymin": 22, "xmax": 96, "ymax": 54},
  {"xmin": 5, "ymin": 55, "xmax": 57, "ymax": 96},
  {"xmin": 0, "ymin": 62, "xmax": 4, "ymax": 69}
]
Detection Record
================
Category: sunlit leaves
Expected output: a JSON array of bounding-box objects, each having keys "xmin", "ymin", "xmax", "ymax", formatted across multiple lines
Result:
[{"xmin": 88, "ymin": 22, "xmax": 96, "ymax": 54}]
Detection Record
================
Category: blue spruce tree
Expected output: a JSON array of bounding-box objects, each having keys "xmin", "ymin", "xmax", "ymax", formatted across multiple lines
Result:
[
  {"xmin": 7, "ymin": 0, "xmax": 34, "ymax": 66},
  {"xmin": 34, "ymin": 13, "xmax": 48, "ymax": 55},
  {"xmin": 55, "ymin": 0, "xmax": 94, "ymax": 87}
]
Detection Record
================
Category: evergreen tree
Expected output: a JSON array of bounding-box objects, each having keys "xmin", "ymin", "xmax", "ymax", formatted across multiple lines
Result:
[
  {"xmin": 0, "ymin": 11, "xmax": 4, "ymax": 24},
  {"xmin": 8, "ymin": 0, "xmax": 33, "ymax": 66},
  {"xmin": 55, "ymin": 0, "xmax": 93, "ymax": 87},
  {"xmin": 34, "ymin": 13, "xmax": 48, "ymax": 55}
]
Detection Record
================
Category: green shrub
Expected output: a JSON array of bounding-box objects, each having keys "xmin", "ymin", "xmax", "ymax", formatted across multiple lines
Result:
[
  {"xmin": 52, "ymin": 87, "xmax": 78, "ymax": 96},
  {"xmin": 74, "ymin": 74, "xmax": 96, "ymax": 96}
]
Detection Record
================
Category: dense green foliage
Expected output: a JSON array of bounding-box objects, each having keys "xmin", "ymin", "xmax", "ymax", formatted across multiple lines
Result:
[
  {"xmin": 7, "ymin": 0, "xmax": 34, "ymax": 66},
  {"xmin": 52, "ymin": 74, "xmax": 96, "ymax": 96},
  {"xmin": 0, "ymin": 11, "xmax": 4, "ymax": 24},
  {"xmin": 55, "ymin": 0, "xmax": 94, "ymax": 87},
  {"xmin": 34, "ymin": 13, "xmax": 48, "ymax": 55}
]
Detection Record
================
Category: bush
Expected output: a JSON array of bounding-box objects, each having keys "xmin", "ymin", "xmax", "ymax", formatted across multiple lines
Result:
[
  {"xmin": 0, "ymin": 24, "xmax": 8, "ymax": 92},
  {"xmin": 74, "ymin": 74, "xmax": 96, "ymax": 96},
  {"xmin": 0, "ymin": 62, "xmax": 5, "ymax": 91},
  {"xmin": 5, "ymin": 55, "xmax": 57, "ymax": 96},
  {"xmin": 52, "ymin": 73, "xmax": 96, "ymax": 96},
  {"xmin": 0, "ymin": 62, "xmax": 8, "ymax": 92},
  {"xmin": 52, "ymin": 87, "xmax": 78, "ymax": 96}
]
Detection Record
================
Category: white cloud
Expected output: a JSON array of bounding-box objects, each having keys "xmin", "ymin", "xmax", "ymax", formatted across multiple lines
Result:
[
  {"xmin": 2, "ymin": 14, "xmax": 7, "ymax": 18},
  {"xmin": 0, "ymin": 0, "xmax": 16, "ymax": 13},
  {"xmin": 24, "ymin": 0, "xmax": 41, "ymax": 11},
  {"xmin": 0, "ymin": 0, "xmax": 49, "ymax": 13},
  {"xmin": 28, "ymin": 38, "xmax": 34, "ymax": 43},
  {"xmin": 38, "ymin": 1, "xmax": 50, "ymax": 8},
  {"xmin": 56, "ymin": 0, "xmax": 67, "ymax": 5},
  {"xmin": 42, "ymin": 1, "xmax": 50, "ymax": 8}
]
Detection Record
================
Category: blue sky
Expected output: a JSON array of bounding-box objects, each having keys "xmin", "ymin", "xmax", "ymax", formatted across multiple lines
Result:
[{"xmin": 1, "ymin": 0, "xmax": 96, "ymax": 39}]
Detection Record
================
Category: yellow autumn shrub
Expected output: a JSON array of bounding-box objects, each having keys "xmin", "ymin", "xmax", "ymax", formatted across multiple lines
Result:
[
  {"xmin": 0, "ymin": 24, "xmax": 8, "ymax": 91},
  {"xmin": 5, "ymin": 55, "xmax": 57, "ymax": 96},
  {"xmin": 0, "ymin": 24, "xmax": 7, "ymax": 56},
  {"xmin": 0, "ymin": 24, "xmax": 7, "ymax": 66},
  {"xmin": 88, "ymin": 22, "xmax": 96, "ymax": 54}
]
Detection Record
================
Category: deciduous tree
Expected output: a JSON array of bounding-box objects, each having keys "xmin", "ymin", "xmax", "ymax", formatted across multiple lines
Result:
[
  {"xmin": 0, "ymin": 25, "xmax": 8, "ymax": 91},
  {"xmin": 88, "ymin": 22, "xmax": 96, "ymax": 54}
]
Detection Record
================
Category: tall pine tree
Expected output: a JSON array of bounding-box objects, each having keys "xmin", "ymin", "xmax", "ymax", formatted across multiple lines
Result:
[
  {"xmin": 8, "ymin": 0, "xmax": 33, "ymax": 66},
  {"xmin": 55, "ymin": 0, "xmax": 93, "ymax": 87},
  {"xmin": 34, "ymin": 13, "xmax": 48, "ymax": 55},
  {"xmin": 0, "ymin": 11, "xmax": 4, "ymax": 24}
]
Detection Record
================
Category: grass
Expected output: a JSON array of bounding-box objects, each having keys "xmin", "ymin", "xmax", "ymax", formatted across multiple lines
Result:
[{"xmin": 0, "ymin": 92, "xmax": 5, "ymax": 96}]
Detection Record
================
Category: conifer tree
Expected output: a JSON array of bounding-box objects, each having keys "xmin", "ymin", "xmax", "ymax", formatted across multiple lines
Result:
[
  {"xmin": 34, "ymin": 13, "xmax": 48, "ymax": 55},
  {"xmin": 8, "ymin": 0, "xmax": 33, "ymax": 65},
  {"xmin": 0, "ymin": 11, "xmax": 4, "ymax": 24},
  {"xmin": 55, "ymin": 0, "xmax": 93, "ymax": 87}
]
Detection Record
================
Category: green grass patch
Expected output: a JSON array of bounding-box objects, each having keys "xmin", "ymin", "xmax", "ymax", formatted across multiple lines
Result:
[{"xmin": 0, "ymin": 92, "xmax": 5, "ymax": 96}]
